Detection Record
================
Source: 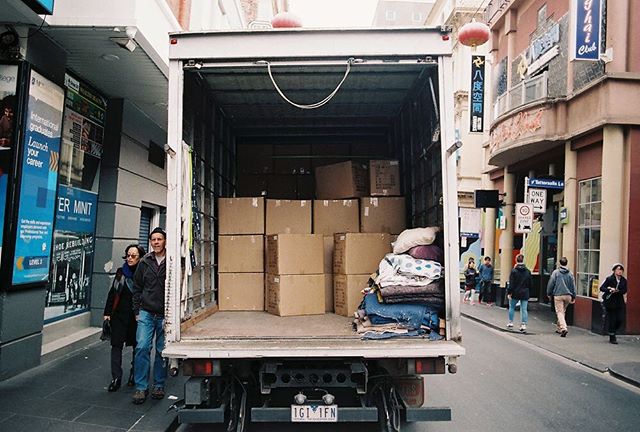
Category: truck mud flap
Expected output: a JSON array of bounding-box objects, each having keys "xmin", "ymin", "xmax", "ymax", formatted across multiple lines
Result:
[
  {"xmin": 178, "ymin": 404, "xmax": 226, "ymax": 424},
  {"xmin": 405, "ymin": 407, "xmax": 451, "ymax": 422},
  {"xmin": 251, "ymin": 406, "xmax": 378, "ymax": 422}
]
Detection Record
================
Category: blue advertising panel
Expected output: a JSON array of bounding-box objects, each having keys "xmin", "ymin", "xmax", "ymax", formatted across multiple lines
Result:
[
  {"xmin": 470, "ymin": 55, "xmax": 485, "ymax": 133},
  {"xmin": 55, "ymin": 185, "xmax": 98, "ymax": 232},
  {"xmin": 0, "ymin": 64, "xmax": 19, "ymax": 270},
  {"xmin": 22, "ymin": 0, "xmax": 55, "ymax": 15},
  {"xmin": 12, "ymin": 70, "xmax": 64, "ymax": 285},
  {"xmin": 572, "ymin": 0, "xmax": 602, "ymax": 61}
]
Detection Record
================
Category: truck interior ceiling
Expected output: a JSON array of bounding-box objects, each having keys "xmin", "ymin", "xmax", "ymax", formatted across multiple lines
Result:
[{"xmin": 179, "ymin": 59, "xmax": 445, "ymax": 333}]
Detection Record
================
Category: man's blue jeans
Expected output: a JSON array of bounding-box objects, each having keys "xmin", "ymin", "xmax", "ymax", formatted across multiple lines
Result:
[
  {"xmin": 508, "ymin": 298, "xmax": 528, "ymax": 324},
  {"xmin": 134, "ymin": 310, "xmax": 167, "ymax": 391}
]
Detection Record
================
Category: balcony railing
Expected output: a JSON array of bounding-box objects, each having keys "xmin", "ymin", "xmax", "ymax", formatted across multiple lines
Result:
[{"xmin": 492, "ymin": 71, "xmax": 548, "ymax": 121}]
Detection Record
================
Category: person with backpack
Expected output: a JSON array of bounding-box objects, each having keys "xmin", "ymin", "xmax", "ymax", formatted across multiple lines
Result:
[
  {"xmin": 507, "ymin": 254, "xmax": 532, "ymax": 332},
  {"xmin": 462, "ymin": 258, "xmax": 478, "ymax": 305},
  {"xmin": 546, "ymin": 257, "xmax": 576, "ymax": 337}
]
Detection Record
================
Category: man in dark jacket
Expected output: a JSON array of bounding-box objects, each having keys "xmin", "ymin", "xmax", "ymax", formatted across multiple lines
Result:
[
  {"xmin": 132, "ymin": 227, "xmax": 167, "ymax": 405},
  {"xmin": 507, "ymin": 254, "xmax": 532, "ymax": 332},
  {"xmin": 547, "ymin": 257, "xmax": 576, "ymax": 337},
  {"xmin": 477, "ymin": 256, "xmax": 494, "ymax": 305}
]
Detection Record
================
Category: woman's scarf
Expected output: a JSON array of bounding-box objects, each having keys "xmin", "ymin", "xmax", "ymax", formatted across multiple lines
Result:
[{"xmin": 121, "ymin": 262, "xmax": 137, "ymax": 293}]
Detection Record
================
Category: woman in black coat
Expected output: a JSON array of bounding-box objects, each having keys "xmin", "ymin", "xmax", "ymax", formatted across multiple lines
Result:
[
  {"xmin": 600, "ymin": 263, "xmax": 628, "ymax": 344},
  {"xmin": 103, "ymin": 244, "xmax": 145, "ymax": 391}
]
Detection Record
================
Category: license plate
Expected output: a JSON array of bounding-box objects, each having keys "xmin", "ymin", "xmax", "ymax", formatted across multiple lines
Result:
[
  {"xmin": 291, "ymin": 404, "xmax": 338, "ymax": 422},
  {"xmin": 395, "ymin": 377, "xmax": 425, "ymax": 407}
]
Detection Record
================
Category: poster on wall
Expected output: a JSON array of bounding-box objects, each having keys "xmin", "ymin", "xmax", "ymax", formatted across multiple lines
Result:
[
  {"xmin": 59, "ymin": 74, "xmax": 106, "ymax": 190},
  {"xmin": 44, "ymin": 185, "xmax": 97, "ymax": 318},
  {"xmin": 12, "ymin": 70, "xmax": 64, "ymax": 285},
  {"xmin": 0, "ymin": 64, "xmax": 19, "ymax": 269}
]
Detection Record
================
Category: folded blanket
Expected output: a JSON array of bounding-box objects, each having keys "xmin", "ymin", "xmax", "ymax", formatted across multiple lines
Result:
[
  {"xmin": 375, "ymin": 254, "xmax": 442, "ymax": 287},
  {"xmin": 378, "ymin": 281, "xmax": 444, "ymax": 298},
  {"xmin": 383, "ymin": 296, "xmax": 445, "ymax": 306}
]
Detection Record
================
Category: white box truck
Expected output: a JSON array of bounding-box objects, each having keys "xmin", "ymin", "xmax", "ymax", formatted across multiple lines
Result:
[{"xmin": 163, "ymin": 27, "xmax": 464, "ymax": 431}]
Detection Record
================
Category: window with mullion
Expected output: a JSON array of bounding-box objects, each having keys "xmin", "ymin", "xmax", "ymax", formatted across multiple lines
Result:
[{"xmin": 576, "ymin": 177, "xmax": 602, "ymax": 297}]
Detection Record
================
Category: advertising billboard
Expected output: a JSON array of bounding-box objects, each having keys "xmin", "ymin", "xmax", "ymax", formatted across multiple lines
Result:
[{"xmin": 12, "ymin": 70, "xmax": 64, "ymax": 285}]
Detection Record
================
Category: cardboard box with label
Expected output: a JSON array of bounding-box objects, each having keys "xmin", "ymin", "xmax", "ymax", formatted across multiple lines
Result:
[
  {"xmin": 218, "ymin": 235, "xmax": 264, "ymax": 273},
  {"xmin": 218, "ymin": 197, "xmax": 265, "ymax": 235},
  {"xmin": 333, "ymin": 233, "xmax": 393, "ymax": 275},
  {"xmin": 334, "ymin": 274, "xmax": 370, "ymax": 317},
  {"xmin": 369, "ymin": 160, "xmax": 401, "ymax": 196},
  {"xmin": 218, "ymin": 273, "xmax": 265, "ymax": 311},
  {"xmin": 360, "ymin": 197, "xmax": 407, "ymax": 235},
  {"xmin": 313, "ymin": 199, "xmax": 360, "ymax": 235},
  {"xmin": 266, "ymin": 234, "xmax": 324, "ymax": 275},
  {"xmin": 266, "ymin": 200, "xmax": 312, "ymax": 235},
  {"xmin": 315, "ymin": 161, "xmax": 369, "ymax": 199},
  {"xmin": 266, "ymin": 274, "xmax": 326, "ymax": 316}
]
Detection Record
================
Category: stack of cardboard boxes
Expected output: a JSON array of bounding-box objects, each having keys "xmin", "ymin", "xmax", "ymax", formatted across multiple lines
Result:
[
  {"xmin": 216, "ymin": 159, "xmax": 406, "ymax": 318},
  {"xmin": 217, "ymin": 198, "xmax": 265, "ymax": 311}
]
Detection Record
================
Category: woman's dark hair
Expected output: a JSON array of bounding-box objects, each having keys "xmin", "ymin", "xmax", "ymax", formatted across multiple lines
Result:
[{"xmin": 123, "ymin": 244, "xmax": 146, "ymax": 260}]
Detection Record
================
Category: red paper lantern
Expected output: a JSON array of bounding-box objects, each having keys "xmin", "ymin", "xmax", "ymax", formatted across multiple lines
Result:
[
  {"xmin": 271, "ymin": 12, "xmax": 302, "ymax": 28},
  {"xmin": 458, "ymin": 20, "xmax": 490, "ymax": 47}
]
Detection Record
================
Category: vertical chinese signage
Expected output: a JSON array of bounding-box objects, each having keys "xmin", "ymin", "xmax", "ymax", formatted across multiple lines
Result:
[
  {"xmin": 0, "ymin": 65, "xmax": 19, "ymax": 269},
  {"xmin": 45, "ymin": 74, "xmax": 106, "ymax": 319},
  {"xmin": 12, "ymin": 70, "xmax": 64, "ymax": 285},
  {"xmin": 571, "ymin": 0, "xmax": 602, "ymax": 61},
  {"xmin": 470, "ymin": 55, "xmax": 485, "ymax": 133}
]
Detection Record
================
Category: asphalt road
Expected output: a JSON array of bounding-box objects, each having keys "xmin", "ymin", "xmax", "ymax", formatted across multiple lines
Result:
[{"xmin": 177, "ymin": 318, "xmax": 640, "ymax": 432}]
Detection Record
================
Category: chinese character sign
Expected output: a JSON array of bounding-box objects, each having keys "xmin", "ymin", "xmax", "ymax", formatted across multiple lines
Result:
[
  {"xmin": 470, "ymin": 55, "xmax": 485, "ymax": 133},
  {"xmin": 572, "ymin": 0, "xmax": 602, "ymax": 61}
]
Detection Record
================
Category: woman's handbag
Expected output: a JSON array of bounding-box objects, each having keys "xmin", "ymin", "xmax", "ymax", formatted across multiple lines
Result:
[{"xmin": 100, "ymin": 319, "xmax": 111, "ymax": 341}]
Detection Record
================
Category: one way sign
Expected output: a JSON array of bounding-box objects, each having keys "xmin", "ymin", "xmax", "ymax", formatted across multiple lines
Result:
[{"xmin": 528, "ymin": 188, "xmax": 547, "ymax": 213}]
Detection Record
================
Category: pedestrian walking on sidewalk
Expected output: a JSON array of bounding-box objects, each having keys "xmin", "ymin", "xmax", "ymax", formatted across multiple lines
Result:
[
  {"xmin": 600, "ymin": 263, "xmax": 628, "ymax": 344},
  {"xmin": 546, "ymin": 257, "xmax": 576, "ymax": 337},
  {"xmin": 132, "ymin": 227, "xmax": 168, "ymax": 404},
  {"xmin": 477, "ymin": 256, "xmax": 494, "ymax": 305},
  {"xmin": 507, "ymin": 254, "xmax": 532, "ymax": 332},
  {"xmin": 103, "ymin": 244, "xmax": 145, "ymax": 392},
  {"xmin": 463, "ymin": 258, "xmax": 478, "ymax": 305}
]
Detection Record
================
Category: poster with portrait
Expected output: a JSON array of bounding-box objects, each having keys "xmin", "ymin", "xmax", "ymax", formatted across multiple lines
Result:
[{"xmin": 0, "ymin": 64, "xmax": 19, "ymax": 269}]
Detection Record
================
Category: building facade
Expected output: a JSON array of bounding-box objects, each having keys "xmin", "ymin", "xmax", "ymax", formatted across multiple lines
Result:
[
  {"xmin": 483, "ymin": 0, "xmax": 639, "ymax": 333},
  {"xmin": 0, "ymin": 0, "xmax": 244, "ymax": 379}
]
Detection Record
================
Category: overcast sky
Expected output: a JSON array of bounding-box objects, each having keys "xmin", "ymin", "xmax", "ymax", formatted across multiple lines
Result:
[{"xmin": 287, "ymin": 0, "xmax": 379, "ymax": 28}]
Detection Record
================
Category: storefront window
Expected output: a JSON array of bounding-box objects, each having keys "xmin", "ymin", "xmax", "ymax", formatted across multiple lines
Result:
[
  {"xmin": 44, "ymin": 74, "xmax": 106, "ymax": 322},
  {"xmin": 576, "ymin": 177, "xmax": 601, "ymax": 297}
]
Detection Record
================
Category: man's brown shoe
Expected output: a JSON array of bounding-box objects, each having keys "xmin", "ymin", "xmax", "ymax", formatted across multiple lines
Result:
[
  {"xmin": 151, "ymin": 387, "xmax": 165, "ymax": 400},
  {"xmin": 132, "ymin": 389, "xmax": 148, "ymax": 404}
]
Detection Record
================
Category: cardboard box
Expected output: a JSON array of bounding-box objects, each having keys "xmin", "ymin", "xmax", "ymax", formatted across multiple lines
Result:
[
  {"xmin": 218, "ymin": 197, "xmax": 265, "ymax": 235},
  {"xmin": 266, "ymin": 234, "xmax": 324, "ymax": 275},
  {"xmin": 218, "ymin": 273, "xmax": 264, "ymax": 311},
  {"xmin": 266, "ymin": 200, "xmax": 312, "ymax": 235},
  {"xmin": 370, "ymin": 160, "xmax": 401, "ymax": 196},
  {"xmin": 218, "ymin": 235, "xmax": 264, "ymax": 273},
  {"xmin": 333, "ymin": 233, "xmax": 393, "ymax": 275},
  {"xmin": 315, "ymin": 161, "xmax": 369, "ymax": 199},
  {"xmin": 313, "ymin": 199, "xmax": 360, "ymax": 235},
  {"xmin": 360, "ymin": 197, "xmax": 407, "ymax": 235},
  {"xmin": 324, "ymin": 273, "xmax": 334, "ymax": 313},
  {"xmin": 266, "ymin": 274, "xmax": 325, "ymax": 316},
  {"xmin": 334, "ymin": 274, "xmax": 370, "ymax": 317},
  {"xmin": 323, "ymin": 236, "xmax": 334, "ymax": 274}
]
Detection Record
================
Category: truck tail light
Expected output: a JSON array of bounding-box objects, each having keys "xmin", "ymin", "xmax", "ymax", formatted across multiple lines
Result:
[
  {"xmin": 414, "ymin": 358, "xmax": 445, "ymax": 375},
  {"xmin": 183, "ymin": 359, "xmax": 220, "ymax": 376}
]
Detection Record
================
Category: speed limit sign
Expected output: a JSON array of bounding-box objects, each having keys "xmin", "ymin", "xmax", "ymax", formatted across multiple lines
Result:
[{"xmin": 515, "ymin": 203, "xmax": 533, "ymax": 234}]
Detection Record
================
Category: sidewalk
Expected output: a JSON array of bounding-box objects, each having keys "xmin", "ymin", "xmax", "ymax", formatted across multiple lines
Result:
[
  {"xmin": 0, "ymin": 335, "xmax": 185, "ymax": 432},
  {"xmin": 461, "ymin": 297, "xmax": 640, "ymax": 387}
]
